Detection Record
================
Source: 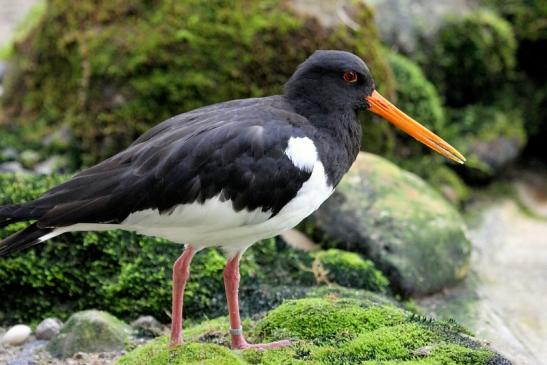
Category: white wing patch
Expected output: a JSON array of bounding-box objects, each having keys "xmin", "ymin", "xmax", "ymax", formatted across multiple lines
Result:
[{"xmin": 285, "ymin": 137, "xmax": 317, "ymax": 172}]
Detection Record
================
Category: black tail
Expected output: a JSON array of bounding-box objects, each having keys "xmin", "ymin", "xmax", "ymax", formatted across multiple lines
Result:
[
  {"xmin": 0, "ymin": 204, "xmax": 53, "ymax": 256},
  {"xmin": 0, "ymin": 223, "xmax": 54, "ymax": 257}
]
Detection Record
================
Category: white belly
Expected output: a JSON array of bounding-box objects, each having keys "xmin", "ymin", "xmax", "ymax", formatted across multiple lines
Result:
[{"xmin": 47, "ymin": 137, "xmax": 334, "ymax": 257}]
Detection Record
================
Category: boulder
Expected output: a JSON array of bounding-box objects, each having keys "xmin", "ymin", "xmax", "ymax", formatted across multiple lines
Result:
[
  {"xmin": 312, "ymin": 152, "xmax": 471, "ymax": 295},
  {"xmin": 35, "ymin": 318, "xmax": 63, "ymax": 340},
  {"xmin": 47, "ymin": 310, "xmax": 132, "ymax": 358},
  {"xmin": 118, "ymin": 296, "xmax": 509, "ymax": 364},
  {"xmin": 1, "ymin": 324, "xmax": 31, "ymax": 346}
]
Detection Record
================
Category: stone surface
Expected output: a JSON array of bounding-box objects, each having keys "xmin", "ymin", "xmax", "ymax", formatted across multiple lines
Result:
[
  {"xmin": 47, "ymin": 310, "xmax": 132, "ymax": 359},
  {"xmin": 312, "ymin": 152, "xmax": 471, "ymax": 295},
  {"xmin": 289, "ymin": 0, "xmax": 478, "ymax": 53},
  {"xmin": 35, "ymin": 318, "xmax": 63, "ymax": 340},
  {"xmin": 130, "ymin": 316, "xmax": 164, "ymax": 338},
  {"xmin": 1, "ymin": 325, "xmax": 31, "ymax": 346},
  {"xmin": 418, "ymin": 193, "xmax": 547, "ymax": 365}
]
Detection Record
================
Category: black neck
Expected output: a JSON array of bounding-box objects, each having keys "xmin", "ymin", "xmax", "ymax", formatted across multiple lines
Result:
[{"xmin": 285, "ymin": 96, "xmax": 362, "ymax": 187}]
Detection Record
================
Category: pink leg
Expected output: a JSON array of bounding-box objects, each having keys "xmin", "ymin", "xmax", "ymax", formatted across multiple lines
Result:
[
  {"xmin": 170, "ymin": 245, "xmax": 196, "ymax": 347},
  {"xmin": 224, "ymin": 254, "xmax": 292, "ymax": 350}
]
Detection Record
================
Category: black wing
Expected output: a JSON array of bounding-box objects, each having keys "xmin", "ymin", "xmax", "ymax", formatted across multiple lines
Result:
[{"xmin": 6, "ymin": 96, "xmax": 314, "ymax": 229}]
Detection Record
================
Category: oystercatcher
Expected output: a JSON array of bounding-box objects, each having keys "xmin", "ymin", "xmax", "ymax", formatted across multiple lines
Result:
[{"xmin": 0, "ymin": 50, "xmax": 464, "ymax": 349}]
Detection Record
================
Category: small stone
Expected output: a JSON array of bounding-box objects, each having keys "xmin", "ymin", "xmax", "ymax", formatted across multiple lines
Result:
[
  {"xmin": 413, "ymin": 345, "xmax": 433, "ymax": 356},
  {"xmin": 0, "ymin": 161, "xmax": 27, "ymax": 173},
  {"xmin": 130, "ymin": 315, "xmax": 165, "ymax": 338},
  {"xmin": 1, "ymin": 324, "xmax": 32, "ymax": 346},
  {"xmin": 35, "ymin": 318, "xmax": 63, "ymax": 340}
]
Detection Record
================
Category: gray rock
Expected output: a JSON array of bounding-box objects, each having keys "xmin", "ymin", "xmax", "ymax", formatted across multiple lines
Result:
[
  {"xmin": 469, "ymin": 136, "xmax": 521, "ymax": 174},
  {"xmin": 130, "ymin": 316, "xmax": 164, "ymax": 338},
  {"xmin": 364, "ymin": 0, "xmax": 479, "ymax": 53},
  {"xmin": 312, "ymin": 152, "xmax": 471, "ymax": 296},
  {"xmin": 1, "ymin": 147, "xmax": 18, "ymax": 161},
  {"xmin": 35, "ymin": 318, "xmax": 63, "ymax": 340},
  {"xmin": 0, "ymin": 161, "xmax": 26, "ymax": 173},
  {"xmin": 288, "ymin": 0, "xmax": 478, "ymax": 53},
  {"xmin": 47, "ymin": 310, "xmax": 132, "ymax": 359},
  {"xmin": 34, "ymin": 155, "xmax": 67, "ymax": 175},
  {"xmin": 0, "ymin": 62, "xmax": 6, "ymax": 84}
]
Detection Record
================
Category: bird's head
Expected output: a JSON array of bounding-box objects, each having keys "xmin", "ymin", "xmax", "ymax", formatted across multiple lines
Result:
[{"xmin": 285, "ymin": 50, "xmax": 465, "ymax": 164}]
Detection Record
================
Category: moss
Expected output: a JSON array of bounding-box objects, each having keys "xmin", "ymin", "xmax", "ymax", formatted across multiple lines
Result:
[
  {"xmin": 312, "ymin": 249, "xmax": 389, "ymax": 292},
  {"xmin": 387, "ymin": 51, "xmax": 444, "ymax": 133},
  {"xmin": 118, "ymin": 297, "xmax": 503, "ymax": 364},
  {"xmin": 1, "ymin": 0, "xmax": 394, "ymax": 167},
  {"xmin": 254, "ymin": 297, "xmax": 406, "ymax": 345},
  {"xmin": 421, "ymin": 10, "xmax": 517, "ymax": 106},
  {"xmin": 327, "ymin": 323, "xmax": 434, "ymax": 363},
  {"xmin": 117, "ymin": 337, "xmax": 245, "ymax": 365}
]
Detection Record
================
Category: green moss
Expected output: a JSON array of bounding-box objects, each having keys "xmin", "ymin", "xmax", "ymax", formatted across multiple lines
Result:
[
  {"xmin": 312, "ymin": 249, "xmax": 389, "ymax": 292},
  {"xmin": 117, "ymin": 337, "xmax": 245, "ymax": 365},
  {"xmin": 328, "ymin": 323, "xmax": 434, "ymax": 363},
  {"xmin": 2, "ymin": 0, "xmax": 394, "ymax": 167},
  {"xmin": 421, "ymin": 10, "xmax": 517, "ymax": 106},
  {"xmin": 387, "ymin": 51, "xmax": 444, "ymax": 133},
  {"xmin": 119, "ymin": 297, "xmax": 502, "ymax": 364},
  {"xmin": 254, "ymin": 298, "xmax": 406, "ymax": 345}
]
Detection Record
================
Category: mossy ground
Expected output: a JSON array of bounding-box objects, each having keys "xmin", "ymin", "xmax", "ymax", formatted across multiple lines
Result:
[{"xmin": 117, "ymin": 296, "xmax": 502, "ymax": 365}]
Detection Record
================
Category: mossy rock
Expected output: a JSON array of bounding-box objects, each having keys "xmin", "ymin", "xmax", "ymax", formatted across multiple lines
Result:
[
  {"xmin": 311, "ymin": 249, "xmax": 389, "ymax": 293},
  {"xmin": 1, "ymin": 0, "xmax": 394, "ymax": 167},
  {"xmin": 117, "ymin": 296, "xmax": 508, "ymax": 364},
  {"xmin": 311, "ymin": 152, "xmax": 471, "ymax": 296},
  {"xmin": 420, "ymin": 10, "xmax": 516, "ymax": 107},
  {"xmin": 47, "ymin": 310, "xmax": 132, "ymax": 358},
  {"xmin": 446, "ymin": 104, "xmax": 526, "ymax": 180}
]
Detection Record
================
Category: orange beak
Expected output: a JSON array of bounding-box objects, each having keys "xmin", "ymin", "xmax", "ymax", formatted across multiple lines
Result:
[{"xmin": 366, "ymin": 90, "xmax": 466, "ymax": 164}]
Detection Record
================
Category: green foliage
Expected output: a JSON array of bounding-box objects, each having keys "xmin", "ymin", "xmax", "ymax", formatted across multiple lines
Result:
[
  {"xmin": 1, "ymin": 0, "xmax": 394, "ymax": 167},
  {"xmin": 487, "ymin": 0, "xmax": 547, "ymax": 41},
  {"xmin": 422, "ymin": 11, "xmax": 517, "ymax": 107},
  {"xmin": 387, "ymin": 51, "xmax": 444, "ymax": 133},
  {"xmin": 312, "ymin": 249, "xmax": 389, "ymax": 293},
  {"xmin": 118, "ymin": 297, "xmax": 502, "ymax": 364}
]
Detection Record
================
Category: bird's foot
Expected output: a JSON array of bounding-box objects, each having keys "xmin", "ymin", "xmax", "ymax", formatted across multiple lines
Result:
[{"xmin": 231, "ymin": 337, "xmax": 292, "ymax": 350}]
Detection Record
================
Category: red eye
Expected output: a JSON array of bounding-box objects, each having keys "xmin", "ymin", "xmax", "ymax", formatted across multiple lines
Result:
[{"xmin": 343, "ymin": 71, "xmax": 358, "ymax": 83}]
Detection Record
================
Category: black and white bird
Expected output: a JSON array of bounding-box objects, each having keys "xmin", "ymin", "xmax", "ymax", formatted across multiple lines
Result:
[{"xmin": 0, "ymin": 50, "xmax": 465, "ymax": 349}]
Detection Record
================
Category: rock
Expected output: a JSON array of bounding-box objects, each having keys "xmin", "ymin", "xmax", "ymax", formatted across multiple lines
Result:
[
  {"xmin": 1, "ymin": 147, "xmax": 18, "ymax": 161},
  {"xmin": 35, "ymin": 318, "xmax": 63, "ymax": 340},
  {"xmin": 0, "ymin": 62, "xmax": 6, "ymax": 84},
  {"xmin": 0, "ymin": 161, "xmax": 27, "ymax": 174},
  {"xmin": 34, "ymin": 155, "xmax": 68, "ymax": 175},
  {"xmin": 130, "ymin": 316, "xmax": 164, "ymax": 338},
  {"xmin": 17, "ymin": 150, "xmax": 40, "ymax": 169},
  {"xmin": 312, "ymin": 152, "xmax": 471, "ymax": 296},
  {"xmin": 47, "ymin": 310, "xmax": 132, "ymax": 358},
  {"xmin": 118, "ymin": 296, "xmax": 509, "ymax": 364},
  {"xmin": 1, "ymin": 325, "xmax": 31, "ymax": 346},
  {"xmin": 365, "ymin": 0, "xmax": 479, "ymax": 53}
]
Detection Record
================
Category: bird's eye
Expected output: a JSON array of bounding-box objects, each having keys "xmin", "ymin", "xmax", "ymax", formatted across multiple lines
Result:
[{"xmin": 343, "ymin": 71, "xmax": 358, "ymax": 84}]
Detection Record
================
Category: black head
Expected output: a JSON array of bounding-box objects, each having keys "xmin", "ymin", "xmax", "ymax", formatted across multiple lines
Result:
[
  {"xmin": 284, "ymin": 50, "xmax": 467, "ymax": 165},
  {"xmin": 284, "ymin": 50, "xmax": 375, "ymax": 114}
]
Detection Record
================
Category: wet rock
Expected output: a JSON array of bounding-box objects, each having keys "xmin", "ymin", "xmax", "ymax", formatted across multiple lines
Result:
[
  {"xmin": 47, "ymin": 310, "xmax": 132, "ymax": 358},
  {"xmin": 1, "ymin": 325, "xmax": 31, "ymax": 346},
  {"xmin": 130, "ymin": 316, "xmax": 164, "ymax": 338},
  {"xmin": 312, "ymin": 152, "xmax": 471, "ymax": 296},
  {"xmin": 35, "ymin": 318, "xmax": 63, "ymax": 340}
]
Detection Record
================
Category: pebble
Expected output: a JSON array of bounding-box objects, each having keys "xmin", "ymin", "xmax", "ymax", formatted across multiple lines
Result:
[
  {"xmin": 1, "ymin": 325, "xmax": 32, "ymax": 346},
  {"xmin": 35, "ymin": 318, "xmax": 63, "ymax": 340}
]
